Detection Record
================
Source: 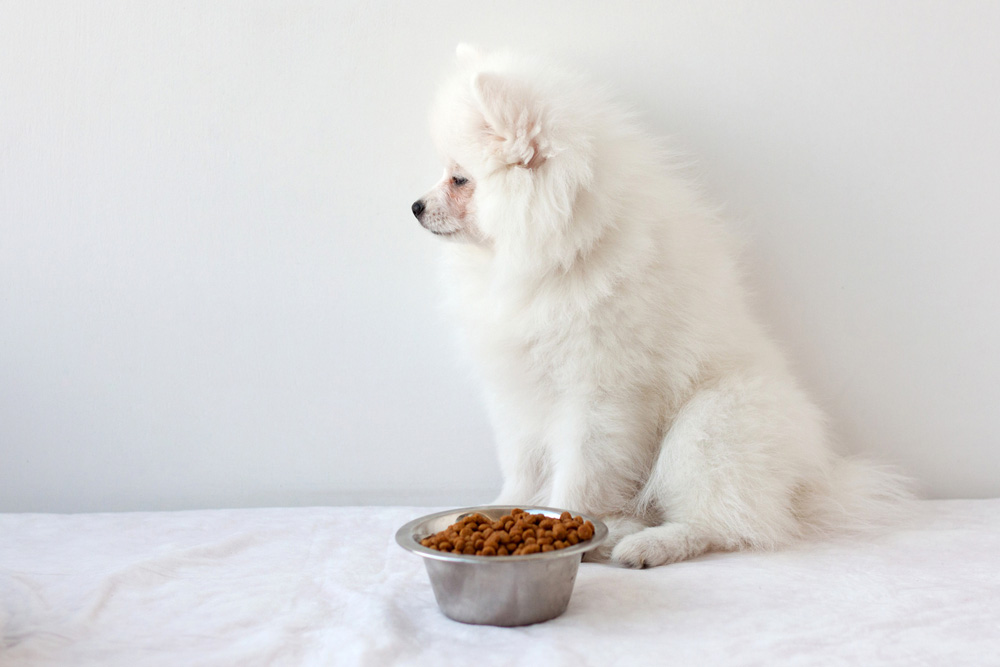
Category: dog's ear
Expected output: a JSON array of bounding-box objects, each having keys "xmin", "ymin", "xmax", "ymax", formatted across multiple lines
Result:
[{"xmin": 472, "ymin": 72, "xmax": 549, "ymax": 170}]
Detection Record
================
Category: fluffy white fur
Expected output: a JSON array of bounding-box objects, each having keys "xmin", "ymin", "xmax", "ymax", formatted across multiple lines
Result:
[{"xmin": 412, "ymin": 45, "xmax": 912, "ymax": 568}]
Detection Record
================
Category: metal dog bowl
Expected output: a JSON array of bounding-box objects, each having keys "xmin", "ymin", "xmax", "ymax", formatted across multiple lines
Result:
[{"xmin": 396, "ymin": 505, "xmax": 608, "ymax": 626}]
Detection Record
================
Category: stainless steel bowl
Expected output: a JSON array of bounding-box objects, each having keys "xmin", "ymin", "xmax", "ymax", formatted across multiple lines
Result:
[{"xmin": 396, "ymin": 505, "xmax": 608, "ymax": 626}]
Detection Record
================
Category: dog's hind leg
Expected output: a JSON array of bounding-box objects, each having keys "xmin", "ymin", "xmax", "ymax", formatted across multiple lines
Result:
[{"xmin": 611, "ymin": 372, "xmax": 826, "ymax": 567}]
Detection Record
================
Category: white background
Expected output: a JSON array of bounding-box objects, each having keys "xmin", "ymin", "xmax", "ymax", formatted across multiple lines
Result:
[{"xmin": 2, "ymin": 2, "xmax": 997, "ymax": 512}]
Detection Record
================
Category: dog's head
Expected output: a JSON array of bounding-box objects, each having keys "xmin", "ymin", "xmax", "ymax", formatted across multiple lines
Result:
[
  {"xmin": 412, "ymin": 45, "xmax": 603, "ymax": 264},
  {"xmin": 411, "ymin": 164, "xmax": 478, "ymax": 241}
]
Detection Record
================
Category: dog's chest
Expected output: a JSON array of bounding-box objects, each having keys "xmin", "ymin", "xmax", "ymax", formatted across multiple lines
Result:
[{"xmin": 459, "ymin": 278, "xmax": 627, "ymax": 386}]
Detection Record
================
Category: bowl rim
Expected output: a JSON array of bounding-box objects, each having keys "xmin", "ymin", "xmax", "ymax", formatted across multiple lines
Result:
[{"xmin": 395, "ymin": 505, "xmax": 609, "ymax": 563}]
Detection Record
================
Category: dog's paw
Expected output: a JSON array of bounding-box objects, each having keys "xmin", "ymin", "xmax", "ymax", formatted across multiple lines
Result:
[
  {"xmin": 611, "ymin": 524, "xmax": 710, "ymax": 568},
  {"xmin": 611, "ymin": 532, "xmax": 679, "ymax": 568},
  {"xmin": 582, "ymin": 516, "xmax": 647, "ymax": 563}
]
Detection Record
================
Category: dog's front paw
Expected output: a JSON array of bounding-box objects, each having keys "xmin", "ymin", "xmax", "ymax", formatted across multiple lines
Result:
[
  {"xmin": 611, "ymin": 532, "xmax": 674, "ymax": 568},
  {"xmin": 582, "ymin": 516, "xmax": 647, "ymax": 564},
  {"xmin": 610, "ymin": 524, "xmax": 711, "ymax": 568}
]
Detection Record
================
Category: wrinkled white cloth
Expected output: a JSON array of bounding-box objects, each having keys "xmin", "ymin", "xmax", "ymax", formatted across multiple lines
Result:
[{"xmin": 1, "ymin": 500, "xmax": 998, "ymax": 666}]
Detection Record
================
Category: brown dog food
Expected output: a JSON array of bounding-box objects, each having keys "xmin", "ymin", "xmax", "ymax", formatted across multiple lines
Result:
[{"xmin": 419, "ymin": 509, "xmax": 596, "ymax": 556}]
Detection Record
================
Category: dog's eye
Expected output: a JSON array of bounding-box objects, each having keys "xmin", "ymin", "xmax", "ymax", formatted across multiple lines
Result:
[{"xmin": 451, "ymin": 175, "xmax": 469, "ymax": 187}]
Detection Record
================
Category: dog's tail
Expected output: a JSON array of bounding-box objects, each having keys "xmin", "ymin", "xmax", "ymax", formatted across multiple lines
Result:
[{"xmin": 799, "ymin": 455, "xmax": 918, "ymax": 537}]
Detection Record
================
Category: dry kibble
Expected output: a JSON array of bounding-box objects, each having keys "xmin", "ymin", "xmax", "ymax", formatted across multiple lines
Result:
[{"xmin": 419, "ymin": 510, "xmax": 596, "ymax": 557}]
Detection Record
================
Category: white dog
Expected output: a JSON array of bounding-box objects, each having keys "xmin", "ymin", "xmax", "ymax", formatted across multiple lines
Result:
[{"xmin": 412, "ymin": 45, "xmax": 911, "ymax": 567}]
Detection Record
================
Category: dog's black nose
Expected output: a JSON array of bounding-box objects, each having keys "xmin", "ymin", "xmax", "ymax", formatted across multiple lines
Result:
[{"xmin": 411, "ymin": 200, "xmax": 425, "ymax": 218}]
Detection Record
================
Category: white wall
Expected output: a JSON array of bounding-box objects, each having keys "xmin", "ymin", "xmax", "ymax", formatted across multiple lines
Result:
[{"xmin": 1, "ymin": 1, "xmax": 997, "ymax": 512}]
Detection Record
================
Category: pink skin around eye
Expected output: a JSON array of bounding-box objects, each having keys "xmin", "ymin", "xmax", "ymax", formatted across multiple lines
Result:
[{"xmin": 447, "ymin": 177, "xmax": 473, "ymax": 221}]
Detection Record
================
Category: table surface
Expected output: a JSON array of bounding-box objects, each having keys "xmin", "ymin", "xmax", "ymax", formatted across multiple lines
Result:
[{"xmin": 1, "ymin": 499, "xmax": 998, "ymax": 666}]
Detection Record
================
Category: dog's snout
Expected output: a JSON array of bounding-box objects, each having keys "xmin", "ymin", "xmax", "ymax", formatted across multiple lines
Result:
[{"xmin": 411, "ymin": 200, "xmax": 425, "ymax": 219}]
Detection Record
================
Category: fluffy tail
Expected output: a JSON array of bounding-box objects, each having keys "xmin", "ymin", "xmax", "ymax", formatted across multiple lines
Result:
[{"xmin": 799, "ymin": 456, "xmax": 918, "ymax": 537}]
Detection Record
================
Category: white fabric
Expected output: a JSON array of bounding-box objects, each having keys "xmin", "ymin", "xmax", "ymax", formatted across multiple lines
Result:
[{"xmin": 1, "ymin": 500, "xmax": 998, "ymax": 666}]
